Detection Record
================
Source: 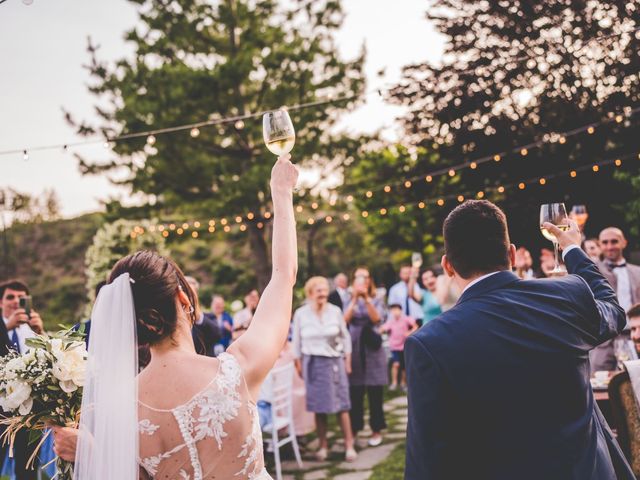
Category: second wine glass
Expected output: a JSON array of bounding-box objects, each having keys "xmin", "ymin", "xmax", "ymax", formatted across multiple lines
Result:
[{"xmin": 540, "ymin": 203, "xmax": 569, "ymax": 275}]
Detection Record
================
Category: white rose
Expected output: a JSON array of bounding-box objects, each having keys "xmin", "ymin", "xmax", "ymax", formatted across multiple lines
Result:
[
  {"xmin": 52, "ymin": 345, "xmax": 87, "ymax": 388},
  {"xmin": 0, "ymin": 380, "xmax": 32, "ymax": 411},
  {"xmin": 50, "ymin": 338, "xmax": 64, "ymax": 357},
  {"xmin": 18, "ymin": 397, "xmax": 33, "ymax": 415}
]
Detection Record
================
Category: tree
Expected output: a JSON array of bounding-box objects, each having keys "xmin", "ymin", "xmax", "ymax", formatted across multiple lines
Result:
[
  {"xmin": 388, "ymin": 0, "xmax": 639, "ymax": 252},
  {"xmin": 69, "ymin": 0, "xmax": 365, "ymax": 289}
]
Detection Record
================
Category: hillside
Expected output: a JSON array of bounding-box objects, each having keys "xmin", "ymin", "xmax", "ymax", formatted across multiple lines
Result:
[{"xmin": 0, "ymin": 213, "xmax": 104, "ymax": 328}]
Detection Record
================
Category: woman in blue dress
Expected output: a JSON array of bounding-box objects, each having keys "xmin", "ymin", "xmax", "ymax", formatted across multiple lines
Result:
[{"xmin": 408, "ymin": 267, "xmax": 443, "ymax": 324}]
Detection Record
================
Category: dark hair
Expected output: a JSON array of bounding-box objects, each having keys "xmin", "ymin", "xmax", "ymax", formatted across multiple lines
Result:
[
  {"xmin": 108, "ymin": 251, "xmax": 198, "ymax": 345},
  {"xmin": 0, "ymin": 280, "xmax": 30, "ymax": 297},
  {"xmin": 628, "ymin": 303, "xmax": 640, "ymax": 319},
  {"xmin": 443, "ymin": 200, "xmax": 511, "ymax": 279},
  {"xmin": 388, "ymin": 303, "xmax": 402, "ymax": 310},
  {"xmin": 94, "ymin": 280, "xmax": 107, "ymax": 299}
]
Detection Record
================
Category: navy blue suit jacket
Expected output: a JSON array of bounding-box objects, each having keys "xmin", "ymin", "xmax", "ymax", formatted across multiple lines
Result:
[{"xmin": 405, "ymin": 248, "xmax": 634, "ymax": 480}]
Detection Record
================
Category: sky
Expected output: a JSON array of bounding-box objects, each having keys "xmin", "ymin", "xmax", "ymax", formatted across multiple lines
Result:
[{"xmin": 0, "ymin": 0, "xmax": 444, "ymax": 218}]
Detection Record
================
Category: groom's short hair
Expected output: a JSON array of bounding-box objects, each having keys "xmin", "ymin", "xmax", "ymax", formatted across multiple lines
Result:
[{"xmin": 443, "ymin": 200, "xmax": 511, "ymax": 279}]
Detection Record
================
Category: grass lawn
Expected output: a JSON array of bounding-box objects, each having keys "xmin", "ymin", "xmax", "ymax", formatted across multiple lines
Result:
[{"xmin": 370, "ymin": 441, "xmax": 406, "ymax": 480}]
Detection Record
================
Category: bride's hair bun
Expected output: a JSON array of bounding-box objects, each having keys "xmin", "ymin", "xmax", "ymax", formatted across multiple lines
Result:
[{"xmin": 108, "ymin": 250, "xmax": 198, "ymax": 346}]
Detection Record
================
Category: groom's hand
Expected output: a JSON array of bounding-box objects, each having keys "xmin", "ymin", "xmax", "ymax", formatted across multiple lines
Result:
[
  {"xmin": 543, "ymin": 219, "xmax": 581, "ymax": 251},
  {"xmin": 51, "ymin": 426, "xmax": 79, "ymax": 462}
]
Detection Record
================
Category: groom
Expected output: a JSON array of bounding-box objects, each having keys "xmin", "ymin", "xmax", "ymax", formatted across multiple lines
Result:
[{"xmin": 405, "ymin": 200, "xmax": 634, "ymax": 479}]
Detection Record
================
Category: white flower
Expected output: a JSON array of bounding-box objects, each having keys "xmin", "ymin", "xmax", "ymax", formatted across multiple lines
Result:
[
  {"xmin": 52, "ymin": 344, "xmax": 87, "ymax": 388},
  {"xmin": 50, "ymin": 338, "xmax": 64, "ymax": 357},
  {"xmin": 60, "ymin": 380, "xmax": 78, "ymax": 393},
  {"xmin": 6, "ymin": 357, "xmax": 26, "ymax": 374},
  {"xmin": 0, "ymin": 380, "xmax": 32, "ymax": 412},
  {"xmin": 18, "ymin": 397, "xmax": 33, "ymax": 415}
]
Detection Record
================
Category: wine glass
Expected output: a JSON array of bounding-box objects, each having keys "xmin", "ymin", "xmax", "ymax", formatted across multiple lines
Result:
[
  {"xmin": 411, "ymin": 252, "xmax": 423, "ymax": 269},
  {"xmin": 263, "ymin": 109, "xmax": 295, "ymax": 157},
  {"xmin": 614, "ymin": 338, "xmax": 634, "ymax": 370},
  {"xmin": 570, "ymin": 205, "xmax": 589, "ymax": 230},
  {"xmin": 540, "ymin": 203, "xmax": 569, "ymax": 275}
]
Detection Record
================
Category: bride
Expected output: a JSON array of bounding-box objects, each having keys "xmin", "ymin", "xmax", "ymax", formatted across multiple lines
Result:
[{"xmin": 71, "ymin": 155, "xmax": 298, "ymax": 479}]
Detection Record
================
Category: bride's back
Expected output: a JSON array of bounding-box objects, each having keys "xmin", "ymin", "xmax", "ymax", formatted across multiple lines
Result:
[{"xmin": 137, "ymin": 352, "xmax": 267, "ymax": 480}]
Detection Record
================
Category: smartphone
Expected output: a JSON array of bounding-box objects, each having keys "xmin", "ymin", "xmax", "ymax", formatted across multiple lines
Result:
[
  {"xmin": 19, "ymin": 296, "xmax": 32, "ymax": 318},
  {"xmin": 354, "ymin": 276, "xmax": 366, "ymax": 288}
]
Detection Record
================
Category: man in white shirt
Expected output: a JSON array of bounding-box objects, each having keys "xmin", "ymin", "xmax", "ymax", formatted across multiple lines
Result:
[
  {"xmin": 388, "ymin": 266, "xmax": 423, "ymax": 325},
  {"xmin": 328, "ymin": 273, "xmax": 350, "ymax": 310},
  {"xmin": 591, "ymin": 227, "xmax": 640, "ymax": 371},
  {"xmin": 1, "ymin": 279, "xmax": 44, "ymax": 480}
]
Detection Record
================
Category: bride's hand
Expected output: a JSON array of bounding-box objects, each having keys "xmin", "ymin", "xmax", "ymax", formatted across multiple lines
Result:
[{"xmin": 270, "ymin": 154, "xmax": 298, "ymax": 194}]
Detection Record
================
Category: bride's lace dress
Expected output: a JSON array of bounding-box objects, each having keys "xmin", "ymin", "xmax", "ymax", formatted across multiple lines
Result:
[{"xmin": 137, "ymin": 352, "xmax": 271, "ymax": 480}]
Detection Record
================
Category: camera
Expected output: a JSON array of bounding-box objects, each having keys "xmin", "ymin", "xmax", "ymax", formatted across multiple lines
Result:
[{"xmin": 18, "ymin": 296, "xmax": 32, "ymax": 318}]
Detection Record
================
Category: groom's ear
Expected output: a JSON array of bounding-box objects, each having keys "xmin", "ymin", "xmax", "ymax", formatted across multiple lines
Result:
[
  {"xmin": 441, "ymin": 255, "xmax": 455, "ymax": 278},
  {"xmin": 177, "ymin": 288, "xmax": 191, "ymax": 308}
]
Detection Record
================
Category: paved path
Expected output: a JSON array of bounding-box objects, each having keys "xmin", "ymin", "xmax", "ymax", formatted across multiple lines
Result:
[{"xmin": 276, "ymin": 395, "xmax": 408, "ymax": 480}]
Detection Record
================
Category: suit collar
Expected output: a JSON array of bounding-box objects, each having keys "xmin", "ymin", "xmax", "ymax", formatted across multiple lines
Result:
[{"xmin": 456, "ymin": 270, "xmax": 520, "ymax": 305}]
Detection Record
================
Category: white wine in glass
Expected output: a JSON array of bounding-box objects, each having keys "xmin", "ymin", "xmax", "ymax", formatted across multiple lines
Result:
[
  {"xmin": 263, "ymin": 109, "xmax": 295, "ymax": 157},
  {"xmin": 540, "ymin": 203, "xmax": 569, "ymax": 275}
]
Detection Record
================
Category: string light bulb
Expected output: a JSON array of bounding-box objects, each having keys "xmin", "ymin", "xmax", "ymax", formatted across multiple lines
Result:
[
  {"xmin": 448, "ymin": 169, "xmax": 456, "ymax": 177},
  {"xmin": 437, "ymin": 199, "xmax": 445, "ymax": 206},
  {"xmin": 239, "ymin": 224, "xmax": 247, "ymax": 232},
  {"xmin": 264, "ymin": 212, "xmax": 272, "ymax": 219},
  {"xmin": 384, "ymin": 185, "xmax": 391, "ymax": 193},
  {"xmin": 520, "ymin": 148, "xmax": 528, "ymax": 156},
  {"xmin": 425, "ymin": 175, "xmax": 433, "ymax": 182},
  {"xmin": 615, "ymin": 115, "xmax": 623, "ymax": 123},
  {"xmin": 493, "ymin": 155, "xmax": 501, "ymax": 162},
  {"xmin": 380, "ymin": 208, "xmax": 387, "ymax": 215},
  {"xmin": 192, "ymin": 231, "xmax": 199, "ymax": 238},
  {"xmin": 147, "ymin": 135, "xmax": 156, "ymax": 145},
  {"xmin": 470, "ymin": 162, "xmax": 477, "ymax": 169},
  {"xmin": 190, "ymin": 128, "xmax": 200, "ymax": 138},
  {"xmin": 325, "ymin": 216, "xmax": 333, "ymax": 223},
  {"xmin": 398, "ymin": 205, "xmax": 406, "ymax": 213},
  {"xmin": 221, "ymin": 218, "xmax": 228, "ymax": 225},
  {"xmin": 498, "ymin": 186, "xmax": 505, "ymax": 193},
  {"xmin": 247, "ymin": 212, "xmax": 254, "ymax": 220},
  {"xmin": 296, "ymin": 205, "xmax": 303, "ymax": 213},
  {"xmin": 366, "ymin": 191, "xmax": 373, "ymax": 198},
  {"xmin": 342, "ymin": 213, "xmax": 350, "ymax": 221},
  {"xmin": 346, "ymin": 195, "xmax": 354, "ymax": 202},
  {"xmin": 615, "ymin": 159, "xmax": 622, "ymax": 167},
  {"xmin": 208, "ymin": 226, "xmax": 215, "ymax": 233},
  {"xmin": 235, "ymin": 216, "xmax": 242, "ymax": 223},
  {"xmin": 587, "ymin": 126, "xmax": 595, "ymax": 134},
  {"xmin": 559, "ymin": 137, "xmax": 566, "ymax": 144},
  {"xmin": 404, "ymin": 181, "xmax": 412, "ymax": 188},
  {"xmin": 257, "ymin": 222, "xmax": 264, "ymax": 229},
  {"xmin": 539, "ymin": 178, "xmax": 546, "ymax": 185},
  {"xmin": 311, "ymin": 202, "xmax": 318, "ymax": 210},
  {"xmin": 193, "ymin": 221, "xmax": 201, "ymax": 228},
  {"xmin": 177, "ymin": 228, "xmax": 184, "ymax": 235},
  {"xmin": 162, "ymin": 231, "xmax": 169, "ymax": 238},
  {"xmin": 518, "ymin": 183, "xmax": 526, "ymax": 189},
  {"xmin": 418, "ymin": 202, "xmax": 425, "ymax": 209},
  {"xmin": 457, "ymin": 195, "xmax": 464, "ymax": 203},
  {"xmin": 570, "ymin": 170, "xmax": 577, "ymax": 178},
  {"xmin": 477, "ymin": 191, "xmax": 485, "ymax": 198},
  {"xmin": 592, "ymin": 165, "xmax": 599, "ymax": 172},
  {"xmin": 362, "ymin": 211, "xmax": 369, "ymax": 218},
  {"xmin": 224, "ymin": 226, "xmax": 231, "ymax": 233}
]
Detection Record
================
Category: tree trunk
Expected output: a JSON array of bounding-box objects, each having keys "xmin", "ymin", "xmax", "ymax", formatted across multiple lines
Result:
[{"xmin": 248, "ymin": 223, "xmax": 271, "ymax": 291}]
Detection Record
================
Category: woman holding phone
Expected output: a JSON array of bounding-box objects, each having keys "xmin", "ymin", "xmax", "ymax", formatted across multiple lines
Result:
[{"xmin": 343, "ymin": 267, "xmax": 388, "ymax": 447}]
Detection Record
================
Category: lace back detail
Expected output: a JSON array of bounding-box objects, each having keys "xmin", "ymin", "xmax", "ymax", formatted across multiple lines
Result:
[{"xmin": 137, "ymin": 353, "xmax": 269, "ymax": 479}]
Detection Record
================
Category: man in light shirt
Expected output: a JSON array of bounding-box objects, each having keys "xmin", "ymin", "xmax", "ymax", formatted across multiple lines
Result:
[
  {"xmin": 388, "ymin": 266, "xmax": 423, "ymax": 325},
  {"xmin": 590, "ymin": 227, "xmax": 640, "ymax": 371},
  {"xmin": 1, "ymin": 279, "xmax": 44, "ymax": 480}
]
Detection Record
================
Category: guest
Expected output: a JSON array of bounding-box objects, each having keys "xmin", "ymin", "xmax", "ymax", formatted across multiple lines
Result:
[
  {"xmin": 514, "ymin": 247, "xmax": 535, "ymax": 279},
  {"xmin": 344, "ymin": 267, "xmax": 387, "ymax": 447},
  {"xmin": 185, "ymin": 276, "xmax": 220, "ymax": 357},
  {"xmin": 211, "ymin": 295, "xmax": 233, "ymax": 354},
  {"xmin": 584, "ymin": 238, "xmax": 602, "ymax": 263},
  {"xmin": 1, "ymin": 279, "xmax": 44, "ymax": 480},
  {"xmin": 408, "ymin": 268, "xmax": 442, "ymax": 325},
  {"xmin": 628, "ymin": 304, "xmax": 640, "ymax": 357},
  {"xmin": 388, "ymin": 266, "xmax": 424, "ymax": 325},
  {"xmin": 539, "ymin": 248, "xmax": 556, "ymax": 277},
  {"xmin": 379, "ymin": 304, "xmax": 417, "ymax": 391},
  {"xmin": 328, "ymin": 273, "xmax": 350, "ymax": 310},
  {"xmin": 405, "ymin": 200, "xmax": 633, "ymax": 479},
  {"xmin": 292, "ymin": 276, "xmax": 356, "ymax": 462},
  {"xmin": 233, "ymin": 289, "xmax": 260, "ymax": 339},
  {"xmin": 590, "ymin": 227, "xmax": 640, "ymax": 371}
]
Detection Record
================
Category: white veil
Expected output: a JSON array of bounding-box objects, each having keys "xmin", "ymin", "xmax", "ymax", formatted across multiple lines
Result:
[{"xmin": 74, "ymin": 273, "xmax": 139, "ymax": 480}]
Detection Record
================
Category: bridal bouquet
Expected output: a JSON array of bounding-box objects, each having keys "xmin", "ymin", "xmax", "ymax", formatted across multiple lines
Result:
[{"xmin": 0, "ymin": 328, "xmax": 87, "ymax": 480}]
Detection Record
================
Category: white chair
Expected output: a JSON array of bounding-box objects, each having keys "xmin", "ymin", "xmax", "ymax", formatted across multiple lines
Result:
[{"xmin": 262, "ymin": 361, "xmax": 303, "ymax": 480}]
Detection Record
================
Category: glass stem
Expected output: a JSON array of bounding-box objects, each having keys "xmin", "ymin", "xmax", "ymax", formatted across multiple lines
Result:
[{"xmin": 553, "ymin": 241, "xmax": 560, "ymax": 271}]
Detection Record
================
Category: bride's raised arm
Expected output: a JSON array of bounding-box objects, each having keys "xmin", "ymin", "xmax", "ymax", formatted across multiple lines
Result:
[{"xmin": 228, "ymin": 154, "xmax": 298, "ymax": 399}]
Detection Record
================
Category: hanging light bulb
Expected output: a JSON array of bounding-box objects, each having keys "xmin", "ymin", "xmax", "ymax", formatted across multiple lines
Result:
[
  {"xmin": 190, "ymin": 128, "xmax": 200, "ymax": 138},
  {"xmin": 147, "ymin": 135, "xmax": 156, "ymax": 145}
]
